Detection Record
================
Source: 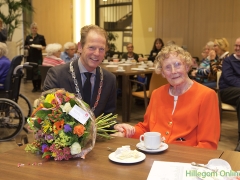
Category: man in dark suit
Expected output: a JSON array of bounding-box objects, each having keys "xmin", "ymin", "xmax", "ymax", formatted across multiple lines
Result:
[{"xmin": 43, "ymin": 25, "xmax": 132, "ymax": 133}]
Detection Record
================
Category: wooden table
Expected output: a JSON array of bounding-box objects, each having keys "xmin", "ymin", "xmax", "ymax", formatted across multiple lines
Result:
[
  {"xmin": 220, "ymin": 150, "xmax": 240, "ymax": 171},
  {"xmin": 0, "ymin": 137, "xmax": 224, "ymax": 180},
  {"xmin": 101, "ymin": 63, "xmax": 154, "ymax": 122}
]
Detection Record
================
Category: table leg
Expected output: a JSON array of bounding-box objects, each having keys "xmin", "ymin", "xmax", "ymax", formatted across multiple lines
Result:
[{"xmin": 121, "ymin": 75, "xmax": 130, "ymax": 122}]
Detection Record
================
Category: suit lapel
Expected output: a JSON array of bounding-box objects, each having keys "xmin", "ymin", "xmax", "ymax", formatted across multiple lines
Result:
[{"xmin": 91, "ymin": 66, "xmax": 100, "ymax": 107}]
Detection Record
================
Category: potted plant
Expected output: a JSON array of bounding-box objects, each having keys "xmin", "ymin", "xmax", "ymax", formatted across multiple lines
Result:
[{"xmin": 0, "ymin": 0, "xmax": 34, "ymax": 41}]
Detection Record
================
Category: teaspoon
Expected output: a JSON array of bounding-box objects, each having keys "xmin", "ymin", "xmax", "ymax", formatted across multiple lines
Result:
[{"xmin": 191, "ymin": 162, "xmax": 218, "ymax": 172}]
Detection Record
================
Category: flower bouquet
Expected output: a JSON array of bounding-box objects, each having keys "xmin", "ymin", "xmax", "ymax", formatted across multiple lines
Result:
[{"xmin": 25, "ymin": 89, "xmax": 117, "ymax": 160}]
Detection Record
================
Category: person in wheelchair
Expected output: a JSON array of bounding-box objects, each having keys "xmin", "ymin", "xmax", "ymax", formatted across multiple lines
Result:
[{"xmin": 0, "ymin": 42, "xmax": 10, "ymax": 89}]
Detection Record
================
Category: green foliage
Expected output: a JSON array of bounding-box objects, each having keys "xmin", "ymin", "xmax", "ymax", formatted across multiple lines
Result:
[
  {"xmin": 107, "ymin": 32, "xmax": 118, "ymax": 52},
  {"xmin": 0, "ymin": 0, "xmax": 34, "ymax": 41},
  {"xmin": 36, "ymin": 110, "xmax": 52, "ymax": 120}
]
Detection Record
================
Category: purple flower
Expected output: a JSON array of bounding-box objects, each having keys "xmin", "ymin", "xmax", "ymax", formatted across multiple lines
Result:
[
  {"xmin": 64, "ymin": 124, "xmax": 72, "ymax": 133},
  {"xmin": 45, "ymin": 134, "xmax": 53, "ymax": 141},
  {"xmin": 42, "ymin": 144, "xmax": 48, "ymax": 153}
]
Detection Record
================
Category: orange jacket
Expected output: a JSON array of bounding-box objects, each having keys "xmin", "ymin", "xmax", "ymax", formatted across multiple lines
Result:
[{"xmin": 132, "ymin": 81, "xmax": 220, "ymax": 150}]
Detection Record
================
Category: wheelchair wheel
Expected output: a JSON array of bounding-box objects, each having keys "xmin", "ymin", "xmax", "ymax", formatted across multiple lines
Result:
[
  {"xmin": 18, "ymin": 94, "xmax": 32, "ymax": 118},
  {"xmin": 0, "ymin": 98, "xmax": 25, "ymax": 141}
]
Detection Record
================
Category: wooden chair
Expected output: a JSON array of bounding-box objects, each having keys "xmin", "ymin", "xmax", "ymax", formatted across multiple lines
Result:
[
  {"xmin": 130, "ymin": 72, "xmax": 168, "ymax": 109},
  {"xmin": 39, "ymin": 65, "xmax": 52, "ymax": 90},
  {"xmin": 216, "ymin": 71, "xmax": 236, "ymax": 123}
]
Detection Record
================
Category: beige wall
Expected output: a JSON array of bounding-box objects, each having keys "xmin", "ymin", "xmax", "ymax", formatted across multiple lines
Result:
[
  {"xmin": 31, "ymin": 0, "xmax": 73, "ymax": 47},
  {"xmin": 156, "ymin": 0, "xmax": 240, "ymax": 58},
  {"xmin": 133, "ymin": 0, "xmax": 156, "ymax": 56}
]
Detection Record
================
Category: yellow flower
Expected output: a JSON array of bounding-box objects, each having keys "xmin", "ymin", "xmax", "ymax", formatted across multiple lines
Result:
[
  {"xmin": 42, "ymin": 119, "xmax": 52, "ymax": 133},
  {"xmin": 45, "ymin": 94, "xmax": 55, "ymax": 103},
  {"xmin": 52, "ymin": 152, "xmax": 56, "ymax": 157}
]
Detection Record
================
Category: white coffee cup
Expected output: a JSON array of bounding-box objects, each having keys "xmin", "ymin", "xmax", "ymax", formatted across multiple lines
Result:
[
  {"xmin": 121, "ymin": 58, "xmax": 126, "ymax": 62},
  {"xmin": 103, "ymin": 59, "xmax": 108, "ymax": 63},
  {"xmin": 118, "ymin": 66, "xmax": 123, "ymax": 70},
  {"xmin": 147, "ymin": 61, "xmax": 153, "ymax": 66},
  {"xmin": 140, "ymin": 132, "xmax": 161, "ymax": 150}
]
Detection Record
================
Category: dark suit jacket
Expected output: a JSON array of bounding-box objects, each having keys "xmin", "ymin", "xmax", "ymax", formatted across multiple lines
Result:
[{"xmin": 43, "ymin": 60, "xmax": 117, "ymax": 118}]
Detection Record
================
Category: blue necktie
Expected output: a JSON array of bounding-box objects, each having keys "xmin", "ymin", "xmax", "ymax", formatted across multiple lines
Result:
[{"xmin": 83, "ymin": 72, "xmax": 92, "ymax": 105}]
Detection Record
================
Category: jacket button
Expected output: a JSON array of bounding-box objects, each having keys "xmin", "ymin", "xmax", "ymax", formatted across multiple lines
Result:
[
  {"xmin": 168, "ymin": 122, "xmax": 172, "ymax": 125},
  {"xmin": 165, "ymin": 131, "xmax": 169, "ymax": 135}
]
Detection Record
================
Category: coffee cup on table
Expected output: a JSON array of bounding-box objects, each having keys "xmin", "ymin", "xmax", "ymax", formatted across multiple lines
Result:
[
  {"xmin": 139, "ymin": 132, "xmax": 161, "ymax": 150},
  {"xmin": 103, "ymin": 59, "xmax": 108, "ymax": 63},
  {"xmin": 117, "ymin": 66, "xmax": 123, "ymax": 71}
]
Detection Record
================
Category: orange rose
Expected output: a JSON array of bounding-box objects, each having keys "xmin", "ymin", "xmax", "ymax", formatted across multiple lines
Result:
[{"xmin": 73, "ymin": 124, "xmax": 85, "ymax": 137}]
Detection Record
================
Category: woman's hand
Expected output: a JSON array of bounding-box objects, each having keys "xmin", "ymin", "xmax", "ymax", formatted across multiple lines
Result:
[{"xmin": 114, "ymin": 123, "xmax": 135, "ymax": 137}]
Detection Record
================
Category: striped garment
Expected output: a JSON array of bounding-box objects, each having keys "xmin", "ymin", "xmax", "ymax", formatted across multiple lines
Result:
[{"xmin": 42, "ymin": 56, "xmax": 65, "ymax": 66}]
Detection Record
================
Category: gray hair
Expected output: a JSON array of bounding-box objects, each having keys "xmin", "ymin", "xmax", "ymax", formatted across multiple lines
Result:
[
  {"xmin": 45, "ymin": 43, "xmax": 62, "ymax": 56},
  {"xmin": 63, "ymin": 42, "xmax": 76, "ymax": 51},
  {"xmin": 0, "ymin": 42, "xmax": 8, "ymax": 56},
  {"xmin": 206, "ymin": 41, "xmax": 214, "ymax": 49},
  {"xmin": 30, "ymin": 22, "xmax": 38, "ymax": 29},
  {"xmin": 154, "ymin": 45, "xmax": 193, "ymax": 74}
]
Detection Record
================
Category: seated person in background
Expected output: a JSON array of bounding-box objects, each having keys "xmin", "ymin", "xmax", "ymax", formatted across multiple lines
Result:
[
  {"xmin": 190, "ymin": 41, "xmax": 217, "ymax": 88},
  {"xmin": 0, "ymin": 19, "xmax": 7, "ymax": 43},
  {"xmin": 121, "ymin": 43, "xmax": 139, "ymax": 61},
  {"xmin": 165, "ymin": 40, "xmax": 176, "ymax": 46},
  {"xmin": 219, "ymin": 37, "xmax": 240, "ymax": 152},
  {"xmin": 139, "ymin": 38, "xmax": 164, "ymax": 62},
  {"xmin": 208, "ymin": 38, "xmax": 229, "ymax": 81},
  {"xmin": 42, "ymin": 43, "xmax": 65, "ymax": 66},
  {"xmin": 61, "ymin": 42, "xmax": 79, "ymax": 63},
  {"xmin": 0, "ymin": 42, "xmax": 10, "ymax": 89},
  {"xmin": 114, "ymin": 45, "xmax": 220, "ymax": 150}
]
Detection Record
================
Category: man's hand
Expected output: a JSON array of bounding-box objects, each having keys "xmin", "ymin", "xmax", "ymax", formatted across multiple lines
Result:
[{"xmin": 114, "ymin": 123, "xmax": 135, "ymax": 138}]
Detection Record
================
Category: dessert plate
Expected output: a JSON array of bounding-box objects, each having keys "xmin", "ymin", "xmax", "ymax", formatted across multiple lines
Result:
[
  {"xmin": 136, "ymin": 142, "xmax": 168, "ymax": 153},
  {"xmin": 108, "ymin": 151, "xmax": 146, "ymax": 164},
  {"xmin": 116, "ymin": 69, "xmax": 125, "ymax": 72},
  {"xmin": 131, "ymin": 68, "xmax": 145, "ymax": 71}
]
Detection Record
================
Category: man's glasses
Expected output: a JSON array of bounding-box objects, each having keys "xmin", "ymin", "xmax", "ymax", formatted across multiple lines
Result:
[{"xmin": 234, "ymin": 45, "xmax": 240, "ymax": 48}]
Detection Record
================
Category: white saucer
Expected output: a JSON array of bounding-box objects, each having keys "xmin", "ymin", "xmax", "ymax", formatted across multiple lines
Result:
[
  {"xmin": 102, "ymin": 62, "xmax": 109, "ymax": 64},
  {"xmin": 149, "ymin": 67, "xmax": 155, "ymax": 70},
  {"xmin": 131, "ymin": 68, "xmax": 145, "ymax": 71},
  {"xmin": 136, "ymin": 142, "xmax": 168, "ymax": 153},
  {"xmin": 108, "ymin": 152, "xmax": 146, "ymax": 164},
  {"xmin": 116, "ymin": 69, "xmax": 125, "ymax": 72}
]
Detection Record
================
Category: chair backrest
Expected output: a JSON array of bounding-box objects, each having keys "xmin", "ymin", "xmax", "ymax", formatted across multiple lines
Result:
[
  {"xmin": 4, "ymin": 55, "xmax": 24, "ymax": 90},
  {"xmin": 148, "ymin": 72, "xmax": 168, "ymax": 97},
  {"xmin": 39, "ymin": 65, "xmax": 52, "ymax": 87}
]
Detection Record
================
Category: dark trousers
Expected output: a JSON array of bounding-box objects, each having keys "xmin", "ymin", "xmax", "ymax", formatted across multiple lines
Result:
[{"xmin": 220, "ymin": 87, "xmax": 240, "ymax": 135}]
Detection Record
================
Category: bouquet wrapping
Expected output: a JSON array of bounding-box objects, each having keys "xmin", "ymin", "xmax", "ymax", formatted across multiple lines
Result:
[{"xmin": 25, "ymin": 89, "xmax": 97, "ymax": 160}]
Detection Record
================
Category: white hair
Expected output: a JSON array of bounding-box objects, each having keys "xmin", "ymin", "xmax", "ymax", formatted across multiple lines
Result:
[
  {"xmin": 45, "ymin": 43, "xmax": 62, "ymax": 56},
  {"xmin": 0, "ymin": 42, "xmax": 8, "ymax": 56},
  {"xmin": 63, "ymin": 42, "xmax": 76, "ymax": 51}
]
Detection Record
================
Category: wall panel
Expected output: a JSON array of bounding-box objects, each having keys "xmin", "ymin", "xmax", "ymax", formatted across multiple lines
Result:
[
  {"xmin": 156, "ymin": 0, "xmax": 239, "ymax": 58},
  {"xmin": 31, "ymin": 0, "xmax": 73, "ymax": 47}
]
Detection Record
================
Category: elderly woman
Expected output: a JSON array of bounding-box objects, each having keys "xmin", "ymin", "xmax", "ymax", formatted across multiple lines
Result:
[
  {"xmin": 208, "ymin": 38, "xmax": 229, "ymax": 81},
  {"xmin": 60, "ymin": 42, "xmax": 79, "ymax": 63},
  {"xmin": 42, "ymin": 43, "xmax": 65, "ymax": 66},
  {"xmin": 114, "ymin": 45, "xmax": 220, "ymax": 150},
  {"xmin": 24, "ymin": 22, "xmax": 46, "ymax": 92},
  {"xmin": 0, "ymin": 42, "xmax": 10, "ymax": 89}
]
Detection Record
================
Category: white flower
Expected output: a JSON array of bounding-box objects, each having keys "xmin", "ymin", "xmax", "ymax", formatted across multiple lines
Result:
[
  {"xmin": 70, "ymin": 142, "xmax": 81, "ymax": 155},
  {"xmin": 60, "ymin": 102, "xmax": 72, "ymax": 114}
]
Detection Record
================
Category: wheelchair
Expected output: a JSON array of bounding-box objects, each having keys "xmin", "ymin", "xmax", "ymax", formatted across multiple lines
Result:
[{"xmin": 0, "ymin": 55, "xmax": 33, "ymax": 141}]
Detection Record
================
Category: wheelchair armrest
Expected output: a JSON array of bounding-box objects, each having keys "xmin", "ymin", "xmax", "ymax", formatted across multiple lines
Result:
[{"xmin": 129, "ymin": 79, "xmax": 145, "ymax": 86}]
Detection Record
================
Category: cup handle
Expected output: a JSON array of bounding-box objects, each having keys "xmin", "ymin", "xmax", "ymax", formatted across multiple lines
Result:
[{"xmin": 140, "ymin": 135, "xmax": 144, "ymax": 143}]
